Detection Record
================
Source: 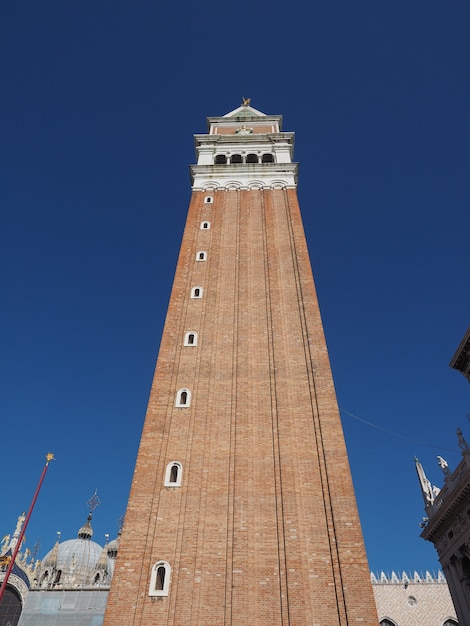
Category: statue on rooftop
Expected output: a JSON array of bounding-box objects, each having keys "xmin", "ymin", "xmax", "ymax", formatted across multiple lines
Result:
[
  {"xmin": 457, "ymin": 427, "xmax": 469, "ymax": 451},
  {"xmin": 437, "ymin": 456, "xmax": 451, "ymax": 477}
]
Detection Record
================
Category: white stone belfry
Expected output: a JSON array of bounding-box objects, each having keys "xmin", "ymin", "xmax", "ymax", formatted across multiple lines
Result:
[{"xmin": 191, "ymin": 103, "xmax": 297, "ymax": 190}]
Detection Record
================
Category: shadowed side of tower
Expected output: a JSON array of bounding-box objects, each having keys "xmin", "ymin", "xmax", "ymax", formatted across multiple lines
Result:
[{"xmin": 103, "ymin": 105, "xmax": 378, "ymax": 625}]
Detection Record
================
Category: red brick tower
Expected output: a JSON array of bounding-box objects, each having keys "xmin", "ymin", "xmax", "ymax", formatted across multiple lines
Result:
[{"xmin": 104, "ymin": 104, "xmax": 378, "ymax": 625}]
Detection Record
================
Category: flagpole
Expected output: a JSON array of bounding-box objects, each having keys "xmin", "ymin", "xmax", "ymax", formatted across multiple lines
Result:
[{"xmin": 0, "ymin": 453, "xmax": 54, "ymax": 603}]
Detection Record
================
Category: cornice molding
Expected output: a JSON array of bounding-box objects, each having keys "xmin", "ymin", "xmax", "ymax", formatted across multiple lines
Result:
[{"xmin": 190, "ymin": 163, "xmax": 298, "ymax": 190}]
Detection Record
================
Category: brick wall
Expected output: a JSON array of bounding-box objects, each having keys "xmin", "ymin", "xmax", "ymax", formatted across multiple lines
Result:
[{"xmin": 103, "ymin": 188, "xmax": 378, "ymax": 625}]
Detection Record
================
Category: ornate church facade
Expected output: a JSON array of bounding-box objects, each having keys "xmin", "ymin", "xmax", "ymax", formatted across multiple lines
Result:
[{"xmin": 0, "ymin": 511, "xmax": 119, "ymax": 626}]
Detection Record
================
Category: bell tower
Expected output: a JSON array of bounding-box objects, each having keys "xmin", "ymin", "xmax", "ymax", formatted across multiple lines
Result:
[{"xmin": 104, "ymin": 103, "xmax": 378, "ymax": 625}]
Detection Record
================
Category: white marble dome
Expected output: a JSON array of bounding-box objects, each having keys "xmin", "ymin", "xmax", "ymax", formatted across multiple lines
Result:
[{"xmin": 38, "ymin": 514, "xmax": 114, "ymax": 588}]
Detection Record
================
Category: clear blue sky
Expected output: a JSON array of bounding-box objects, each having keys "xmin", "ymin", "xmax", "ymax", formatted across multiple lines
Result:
[{"xmin": 1, "ymin": 0, "xmax": 469, "ymax": 576}]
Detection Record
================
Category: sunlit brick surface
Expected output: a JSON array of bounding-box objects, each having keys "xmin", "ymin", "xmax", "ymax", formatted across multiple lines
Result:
[{"xmin": 104, "ymin": 149, "xmax": 378, "ymax": 626}]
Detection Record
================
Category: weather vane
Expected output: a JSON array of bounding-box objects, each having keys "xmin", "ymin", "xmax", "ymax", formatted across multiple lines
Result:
[
  {"xmin": 32, "ymin": 540, "xmax": 41, "ymax": 560},
  {"xmin": 242, "ymin": 97, "xmax": 251, "ymax": 107},
  {"xmin": 86, "ymin": 489, "xmax": 101, "ymax": 514}
]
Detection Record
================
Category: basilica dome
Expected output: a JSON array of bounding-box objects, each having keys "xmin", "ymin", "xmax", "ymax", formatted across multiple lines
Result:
[{"xmin": 37, "ymin": 514, "xmax": 114, "ymax": 588}]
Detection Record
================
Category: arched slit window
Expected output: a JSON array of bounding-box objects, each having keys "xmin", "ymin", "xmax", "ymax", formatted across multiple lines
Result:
[
  {"xmin": 175, "ymin": 388, "xmax": 191, "ymax": 407},
  {"xmin": 184, "ymin": 331, "xmax": 198, "ymax": 346},
  {"xmin": 149, "ymin": 560, "xmax": 171, "ymax": 597},
  {"xmin": 262, "ymin": 153, "xmax": 274, "ymax": 163},
  {"xmin": 246, "ymin": 153, "xmax": 259, "ymax": 163},
  {"xmin": 200, "ymin": 221, "xmax": 211, "ymax": 230},
  {"xmin": 215, "ymin": 154, "xmax": 227, "ymax": 164},
  {"xmin": 230, "ymin": 154, "xmax": 243, "ymax": 163},
  {"xmin": 191, "ymin": 286, "xmax": 203, "ymax": 299},
  {"xmin": 196, "ymin": 251, "xmax": 207, "ymax": 261},
  {"xmin": 54, "ymin": 570, "xmax": 62, "ymax": 584},
  {"xmin": 164, "ymin": 461, "xmax": 183, "ymax": 487},
  {"xmin": 204, "ymin": 196, "xmax": 213, "ymax": 203}
]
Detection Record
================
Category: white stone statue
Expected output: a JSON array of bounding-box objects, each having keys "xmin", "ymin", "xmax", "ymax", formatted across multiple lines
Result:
[{"xmin": 437, "ymin": 455, "xmax": 451, "ymax": 477}]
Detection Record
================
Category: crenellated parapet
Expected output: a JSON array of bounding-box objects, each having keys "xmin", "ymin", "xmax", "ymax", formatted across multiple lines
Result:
[{"xmin": 370, "ymin": 570, "xmax": 447, "ymax": 584}]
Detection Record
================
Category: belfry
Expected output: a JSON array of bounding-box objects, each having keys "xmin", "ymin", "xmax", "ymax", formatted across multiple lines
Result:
[{"xmin": 104, "ymin": 103, "xmax": 378, "ymax": 625}]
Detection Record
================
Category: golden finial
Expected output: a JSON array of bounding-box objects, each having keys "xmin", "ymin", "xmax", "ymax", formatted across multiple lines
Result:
[
  {"xmin": 46, "ymin": 453, "xmax": 55, "ymax": 463},
  {"xmin": 242, "ymin": 97, "xmax": 251, "ymax": 107}
]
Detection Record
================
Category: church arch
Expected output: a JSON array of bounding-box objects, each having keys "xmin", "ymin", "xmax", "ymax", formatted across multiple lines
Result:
[
  {"xmin": 230, "ymin": 154, "xmax": 243, "ymax": 163},
  {"xmin": 214, "ymin": 154, "xmax": 227, "ymax": 164},
  {"xmin": 175, "ymin": 388, "xmax": 191, "ymax": 407},
  {"xmin": 262, "ymin": 153, "xmax": 274, "ymax": 163},
  {"xmin": 149, "ymin": 561, "xmax": 171, "ymax": 597},
  {"xmin": 164, "ymin": 461, "xmax": 183, "ymax": 487},
  {"xmin": 1, "ymin": 585, "xmax": 22, "ymax": 625},
  {"xmin": 246, "ymin": 153, "xmax": 259, "ymax": 163}
]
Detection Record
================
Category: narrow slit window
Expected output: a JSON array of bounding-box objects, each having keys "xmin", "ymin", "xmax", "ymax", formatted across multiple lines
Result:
[
  {"xmin": 149, "ymin": 561, "xmax": 171, "ymax": 597},
  {"xmin": 200, "ymin": 221, "xmax": 211, "ymax": 230},
  {"xmin": 176, "ymin": 388, "xmax": 191, "ymax": 407},
  {"xmin": 196, "ymin": 251, "xmax": 207, "ymax": 261},
  {"xmin": 191, "ymin": 287, "xmax": 203, "ymax": 299},
  {"xmin": 165, "ymin": 461, "xmax": 183, "ymax": 486},
  {"xmin": 204, "ymin": 196, "xmax": 213, "ymax": 203},
  {"xmin": 184, "ymin": 331, "xmax": 198, "ymax": 346}
]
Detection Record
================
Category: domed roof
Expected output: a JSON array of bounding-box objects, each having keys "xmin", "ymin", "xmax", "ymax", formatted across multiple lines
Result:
[
  {"xmin": 52, "ymin": 537, "xmax": 103, "ymax": 585},
  {"xmin": 39, "ymin": 514, "xmax": 113, "ymax": 588}
]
